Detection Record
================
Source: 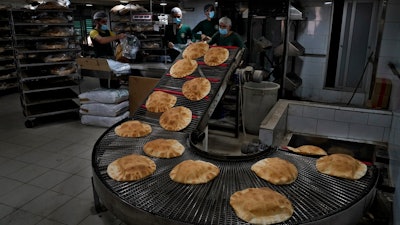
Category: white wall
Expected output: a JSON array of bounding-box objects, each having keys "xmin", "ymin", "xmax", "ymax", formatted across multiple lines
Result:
[{"xmin": 294, "ymin": 0, "xmax": 399, "ymax": 108}]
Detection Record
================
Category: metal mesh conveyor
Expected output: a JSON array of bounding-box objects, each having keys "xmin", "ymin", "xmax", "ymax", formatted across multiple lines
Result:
[{"xmin": 91, "ymin": 47, "xmax": 378, "ymax": 225}]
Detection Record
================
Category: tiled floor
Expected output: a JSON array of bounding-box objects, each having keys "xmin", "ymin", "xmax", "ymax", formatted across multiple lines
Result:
[
  {"xmin": 0, "ymin": 77, "xmax": 256, "ymax": 225},
  {"xmin": 0, "ymin": 77, "xmax": 126, "ymax": 225}
]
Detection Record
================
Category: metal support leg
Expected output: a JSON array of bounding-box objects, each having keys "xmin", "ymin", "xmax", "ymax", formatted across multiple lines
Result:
[{"xmin": 91, "ymin": 177, "xmax": 107, "ymax": 213}]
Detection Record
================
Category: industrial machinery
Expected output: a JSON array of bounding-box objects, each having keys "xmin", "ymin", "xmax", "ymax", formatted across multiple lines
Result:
[{"xmin": 91, "ymin": 46, "xmax": 379, "ymax": 225}]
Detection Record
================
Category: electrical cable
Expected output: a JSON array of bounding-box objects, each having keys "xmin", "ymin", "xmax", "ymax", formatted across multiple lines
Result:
[{"xmin": 347, "ymin": 51, "xmax": 374, "ymax": 105}]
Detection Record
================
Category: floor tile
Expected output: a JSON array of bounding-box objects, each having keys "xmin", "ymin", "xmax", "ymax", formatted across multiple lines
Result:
[
  {"xmin": 0, "ymin": 183, "xmax": 46, "ymax": 208},
  {"xmin": 34, "ymin": 139, "xmax": 74, "ymax": 153},
  {"xmin": 21, "ymin": 190, "xmax": 72, "ymax": 217},
  {"xmin": 47, "ymin": 198, "xmax": 93, "ymax": 225},
  {"xmin": 0, "ymin": 177, "xmax": 23, "ymax": 197},
  {"xmin": 0, "ymin": 208, "xmax": 43, "ymax": 225},
  {"xmin": 36, "ymin": 218, "xmax": 67, "ymax": 225},
  {"xmin": 0, "ymin": 204, "xmax": 15, "ymax": 219},
  {"xmin": 34, "ymin": 151, "xmax": 73, "ymax": 169},
  {"xmin": 51, "ymin": 175, "xmax": 92, "ymax": 197},
  {"xmin": 6, "ymin": 164, "xmax": 49, "ymax": 183},
  {"xmin": 0, "ymin": 142, "xmax": 31, "ymax": 159},
  {"xmin": 28, "ymin": 170, "xmax": 72, "ymax": 190},
  {"xmin": 0, "ymin": 159, "xmax": 28, "ymax": 176},
  {"xmin": 78, "ymin": 211, "xmax": 125, "ymax": 225},
  {"xmin": 55, "ymin": 157, "xmax": 91, "ymax": 174}
]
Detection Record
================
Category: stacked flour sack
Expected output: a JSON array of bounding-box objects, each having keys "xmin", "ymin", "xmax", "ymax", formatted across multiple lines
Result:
[{"xmin": 79, "ymin": 88, "xmax": 130, "ymax": 127}]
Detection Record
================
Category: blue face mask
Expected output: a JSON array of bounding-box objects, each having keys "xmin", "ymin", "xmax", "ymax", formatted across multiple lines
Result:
[
  {"xmin": 219, "ymin": 28, "xmax": 228, "ymax": 35},
  {"xmin": 172, "ymin": 18, "xmax": 181, "ymax": 24},
  {"xmin": 100, "ymin": 24, "xmax": 108, "ymax": 30},
  {"xmin": 209, "ymin": 11, "xmax": 215, "ymax": 19}
]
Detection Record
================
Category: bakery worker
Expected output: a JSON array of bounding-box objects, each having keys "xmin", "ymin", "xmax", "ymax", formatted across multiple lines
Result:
[
  {"xmin": 192, "ymin": 3, "xmax": 218, "ymax": 42},
  {"xmin": 164, "ymin": 7, "xmax": 193, "ymax": 61},
  {"xmin": 89, "ymin": 11, "xmax": 126, "ymax": 58},
  {"xmin": 207, "ymin": 16, "xmax": 244, "ymax": 48}
]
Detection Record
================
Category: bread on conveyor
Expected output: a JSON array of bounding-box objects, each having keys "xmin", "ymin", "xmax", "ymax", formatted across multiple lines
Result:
[
  {"xmin": 114, "ymin": 120, "xmax": 152, "ymax": 138},
  {"xmin": 107, "ymin": 154, "xmax": 156, "ymax": 182},
  {"xmin": 316, "ymin": 153, "xmax": 367, "ymax": 180},
  {"xmin": 169, "ymin": 58, "xmax": 198, "ymax": 78},
  {"xmin": 251, "ymin": 157, "xmax": 298, "ymax": 185},
  {"xmin": 230, "ymin": 187, "xmax": 293, "ymax": 224},
  {"xmin": 159, "ymin": 106, "xmax": 192, "ymax": 131},
  {"xmin": 182, "ymin": 42, "xmax": 209, "ymax": 60},
  {"xmin": 204, "ymin": 46, "xmax": 229, "ymax": 66},
  {"xmin": 182, "ymin": 77, "xmax": 211, "ymax": 101},
  {"xmin": 145, "ymin": 91, "xmax": 177, "ymax": 113},
  {"xmin": 169, "ymin": 160, "xmax": 219, "ymax": 184},
  {"xmin": 143, "ymin": 139, "xmax": 185, "ymax": 158},
  {"xmin": 286, "ymin": 145, "xmax": 327, "ymax": 156}
]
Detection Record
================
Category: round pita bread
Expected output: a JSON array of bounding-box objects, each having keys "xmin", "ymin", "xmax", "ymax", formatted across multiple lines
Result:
[
  {"xmin": 114, "ymin": 120, "xmax": 152, "ymax": 137},
  {"xmin": 287, "ymin": 145, "xmax": 327, "ymax": 156},
  {"xmin": 251, "ymin": 157, "xmax": 298, "ymax": 185},
  {"xmin": 204, "ymin": 47, "xmax": 229, "ymax": 66},
  {"xmin": 145, "ymin": 91, "xmax": 177, "ymax": 113},
  {"xmin": 169, "ymin": 160, "xmax": 220, "ymax": 184},
  {"xmin": 107, "ymin": 154, "xmax": 156, "ymax": 181},
  {"xmin": 159, "ymin": 106, "xmax": 192, "ymax": 131},
  {"xmin": 230, "ymin": 187, "xmax": 293, "ymax": 224},
  {"xmin": 316, "ymin": 153, "xmax": 367, "ymax": 180},
  {"xmin": 143, "ymin": 138, "xmax": 185, "ymax": 158},
  {"xmin": 182, "ymin": 77, "xmax": 211, "ymax": 101},
  {"xmin": 169, "ymin": 58, "xmax": 198, "ymax": 78},
  {"xmin": 182, "ymin": 42, "xmax": 209, "ymax": 59}
]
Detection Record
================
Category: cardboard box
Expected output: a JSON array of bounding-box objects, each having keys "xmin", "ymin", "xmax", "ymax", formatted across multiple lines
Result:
[
  {"xmin": 129, "ymin": 76, "xmax": 160, "ymax": 115},
  {"xmin": 76, "ymin": 57, "xmax": 111, "ymax": 72},
  {"xmin": 369, "ymin": 78, "xmax": 392, "ymax": 109}
]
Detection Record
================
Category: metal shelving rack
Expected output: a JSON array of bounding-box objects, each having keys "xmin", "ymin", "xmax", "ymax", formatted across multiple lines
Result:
[
  {"xmin": 11, "ymin": 7, "xmax": 81, "ymax": 128},
  {"xmin": 110, "ymin": 9, "xmax": 169, "ymax": 63},
  {"xmin": 0, "ymin": 7, "xmax": 18, "ymax": 94}
]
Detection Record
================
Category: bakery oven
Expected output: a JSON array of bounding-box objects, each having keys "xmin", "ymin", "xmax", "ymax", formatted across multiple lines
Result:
[{"xmin": 91, "ymin": 46, "xmax": 379, "ymax": 225}]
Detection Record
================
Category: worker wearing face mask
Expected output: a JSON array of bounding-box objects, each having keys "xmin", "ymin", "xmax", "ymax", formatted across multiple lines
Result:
[
  {"xmin": 192, "ymin": 3, "xmax": 219, "ymax": 42},
  {"xmin": 89, "ymin": 11, "xmax": 126, "ymax": 58},
  {"xmin": 207, "ymin": 16, "xmax": 244, "ymax": 48},
  {"xmin": 164, "ymin": 7, "xmax": 193, "ymax": 61}
]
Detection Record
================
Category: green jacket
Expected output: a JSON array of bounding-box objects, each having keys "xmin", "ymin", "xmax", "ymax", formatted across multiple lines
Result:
[
  {"xmin": 208, "ymin": 31, "xmax": 245, "ymax": 48},
  {"xmin": 192, "ymin": 18, "xmax": 219, "ymax": 40}
]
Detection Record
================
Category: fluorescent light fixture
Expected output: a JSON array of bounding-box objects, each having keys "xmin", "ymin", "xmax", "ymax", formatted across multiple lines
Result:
[
  {"xmin": 120, "ymin": 0, "xmax": 129, "ymax": 3},
  {"xmin": 85, "ymin": 3, "xmax": 93, "ymax": 6},
  {"xmin": 325, "ymin": 1, "xmax": 332, "ymax": 4},
  {"xmin": 160, "ymin": 1, "xmax": 167, "ymax": 6}
]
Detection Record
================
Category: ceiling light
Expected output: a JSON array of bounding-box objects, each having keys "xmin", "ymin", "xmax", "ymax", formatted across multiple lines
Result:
[
  {"xmin": 324, "ymin": 1, "xmax": 332, "ymax": 5},
  {"xmin": 160, "ymin": 0, "xmax": 167, "ymax": 6},
  {"xmin": 85, "ymin": 3, "xmax": 93, "ymax": 6},
  {"xmin": 120, "ymin": 0, "xmax": 129, "ymax": 3}
]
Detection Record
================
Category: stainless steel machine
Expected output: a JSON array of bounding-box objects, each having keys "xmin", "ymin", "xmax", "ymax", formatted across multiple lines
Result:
[{"xmin": 91, "ymin": 46, "xmax": 379, "ymax": 225}]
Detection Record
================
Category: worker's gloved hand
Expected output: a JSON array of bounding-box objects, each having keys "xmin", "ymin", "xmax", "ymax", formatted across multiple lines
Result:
[
  {"xmin": 201, "ymin": 34, "xmax": 211, "ymax": 41},
  {"xmin": 168, "ymin": 42, "xmax": 174, "ymax": 49}
]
